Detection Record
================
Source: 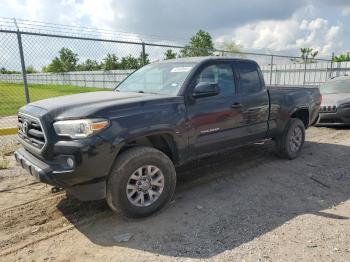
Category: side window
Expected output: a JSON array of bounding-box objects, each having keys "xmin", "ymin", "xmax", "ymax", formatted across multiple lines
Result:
[
  {"xmin": 236, "ymin": 62, "xmax": 262, "ymax": 95},
  {"xmin": 196, "ymin": 64, "xmax": 235, "ymax": 95}
]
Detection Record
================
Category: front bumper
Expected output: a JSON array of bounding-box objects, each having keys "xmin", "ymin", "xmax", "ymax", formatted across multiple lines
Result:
[
  {"xmin": 316, "ymin": 107, "xmax": 350, "ymax": 126},
  {"xmin": 14, "ymin": 147, "xmax": 107, "ymax": 201},
  {"xmin": 15, "ymin": 148, "xmax": 54, "ymax": 184}
]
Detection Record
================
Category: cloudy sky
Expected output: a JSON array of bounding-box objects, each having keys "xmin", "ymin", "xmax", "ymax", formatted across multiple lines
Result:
[{"xmin": 1, "ymin": 0, "xmax": 349, "ymax": 58}]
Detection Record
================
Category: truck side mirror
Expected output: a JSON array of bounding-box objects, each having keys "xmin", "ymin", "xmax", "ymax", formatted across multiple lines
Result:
[{"xmin": 193, "ymin": 83, "xmax": 220, "ymax": 98}]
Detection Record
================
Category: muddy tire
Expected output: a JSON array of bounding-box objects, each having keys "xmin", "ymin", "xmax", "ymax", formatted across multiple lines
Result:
[
  {"xmin": 275, "ymin": 118, "xmax": 305, "ymax": 160},
  {"xmin": 106, "ymin": 146, "xmax": 176, "ymax": 218}
]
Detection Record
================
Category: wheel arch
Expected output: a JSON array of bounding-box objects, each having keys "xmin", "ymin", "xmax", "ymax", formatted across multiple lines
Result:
[
  {"xmin": 117, "ymin": 132, "xmax": 180, "ymax": 165},
  {"xmin": 290, "ymin": 107, "xmax": 309, "ymax": 128}
]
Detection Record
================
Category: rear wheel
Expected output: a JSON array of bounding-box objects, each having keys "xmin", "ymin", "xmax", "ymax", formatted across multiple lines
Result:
[
  {"xmin": 106, "ymin": 146, "xmax": 176, "ymax": 218},
  {"xmin": 275, "ymin": 118, "xmax": 305, "ymax": 159}
]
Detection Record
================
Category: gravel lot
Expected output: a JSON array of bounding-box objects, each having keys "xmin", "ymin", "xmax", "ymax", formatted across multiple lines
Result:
[
  {"xmin": 1, "ymin": 127, "xmax": 350, "ymax": 262},
  {"xmin": 0, "ymin": 116, "xmax": 17, "ymax": 129}
]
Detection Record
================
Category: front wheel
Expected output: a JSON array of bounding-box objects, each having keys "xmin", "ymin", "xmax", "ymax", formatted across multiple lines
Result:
[
  {"xmin": 275, "ymin": 118, "xmax": 305, "ymax": 159},
  {"xmin": 106, "ymin": 146, "xmax": 176, "ymax": 218}
]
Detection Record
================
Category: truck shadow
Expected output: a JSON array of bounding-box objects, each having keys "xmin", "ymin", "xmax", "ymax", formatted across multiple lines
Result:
[{"xmin": 57, "ymin": 140, "xmax": 350, "ymax": 259}]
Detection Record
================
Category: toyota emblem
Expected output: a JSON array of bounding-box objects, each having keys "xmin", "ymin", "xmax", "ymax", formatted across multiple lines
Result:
[{"xmin": 22, "ymin": 121, "xmax": 29, "ymax": 135}]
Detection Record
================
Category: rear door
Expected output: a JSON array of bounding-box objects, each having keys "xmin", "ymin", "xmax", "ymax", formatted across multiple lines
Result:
[{"xmin": 232, "ymin": 61, "xmax": 270, "ymax": 141}]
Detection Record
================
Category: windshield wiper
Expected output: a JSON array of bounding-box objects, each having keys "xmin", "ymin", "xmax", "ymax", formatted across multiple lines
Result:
[{"xmin": 119, "ymin": 90, "xmax": 159, "ymax": 95}]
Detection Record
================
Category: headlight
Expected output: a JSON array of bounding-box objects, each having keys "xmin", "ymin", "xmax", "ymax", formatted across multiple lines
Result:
[{"xmin": 53, "ymin": 119, "xmax": 109, "ymax": 139}]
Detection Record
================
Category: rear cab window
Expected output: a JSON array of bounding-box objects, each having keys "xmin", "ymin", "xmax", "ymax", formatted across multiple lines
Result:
[{"xmin": 235, "ymin": 61, "xmax": 262, "ymax": 95}]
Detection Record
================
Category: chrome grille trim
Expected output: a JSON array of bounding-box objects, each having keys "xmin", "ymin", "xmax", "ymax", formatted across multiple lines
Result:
[{"xmin": 18, "ymin": 112, "xmax": 47, "ymax": 152}]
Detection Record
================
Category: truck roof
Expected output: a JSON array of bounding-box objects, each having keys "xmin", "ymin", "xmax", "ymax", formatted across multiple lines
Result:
[{"xmin": 158, "ymin": 56, "xmax": 257, "ymax": 64}]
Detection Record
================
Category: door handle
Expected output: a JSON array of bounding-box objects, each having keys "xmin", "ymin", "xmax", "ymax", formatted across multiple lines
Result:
[{"xmin": 231, "ymin": 103, "xmax": 242, "ymax": 109}]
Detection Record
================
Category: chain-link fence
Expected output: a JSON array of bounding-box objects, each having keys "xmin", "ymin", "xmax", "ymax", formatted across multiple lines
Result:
[{"xmin": 0, "ymin": 17, "xmax": 344, "ymax": 144}]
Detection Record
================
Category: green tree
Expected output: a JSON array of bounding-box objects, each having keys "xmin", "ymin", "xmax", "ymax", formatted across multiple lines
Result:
[
  {"xmin": 164, "ymin": 49, "xmax": 177, "ymax": 60},
  {"xmin": 102, "ymin": 53, "xmax": 120, "ymax": 70},
  {"xmin": 120, "ymin": 55, "xmax": 140, "ymax": 69},
  {"xmin": 43, "ymin": 57, "xmax": 62, "ymax": 72},
  {"xmin": 77, "ymin": 59, "xmax": 101, "ymax": 71},
  {"xmin": 0, "ymin": 67, "xmax": 20, "ymax": 74},
  {"xmin": 25, "ymin": 65, "xmax": 37, "ymax": 74},
  {"xmin": 139, "ymin": 52, "xmax": 150, "ymax": 66},
  {"xmin": 301, "ymin": 48, "xmax": 318, "ymax": 62},
  {"xmin": 44, "ymin": 48, "xmax": 79, "ymax": 72},
  {"xmin": 221, "ymin": 41, "xmax": 244, "ymax": 57},
  {"xmin": 59, "ymin": 48, "xmax": 78, "ymax": 71},
  {"xmin": 291, "ymin": 48, "xmax": 319, "ymax": 63},
  {"xmin": 180, "ymin": 30, "xmax": 214, "ymax": 57},
  {"xmin": 333, "ymin": 52, "xmax": 350, "ymax": 62}
]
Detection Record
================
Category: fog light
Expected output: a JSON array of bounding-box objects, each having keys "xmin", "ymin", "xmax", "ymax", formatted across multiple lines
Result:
[{"xmin": 66, "ymin": 157, "xmax": 74, "ymax": 169}]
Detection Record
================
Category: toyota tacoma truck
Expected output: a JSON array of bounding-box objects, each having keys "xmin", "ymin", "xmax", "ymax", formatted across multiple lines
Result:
[{"xmin": 14, "ymin": 57, "xmax": 321, "ymax": 218}]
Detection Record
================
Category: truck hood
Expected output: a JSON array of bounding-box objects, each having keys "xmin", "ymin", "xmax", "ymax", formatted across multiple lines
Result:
[
  {"xmin": 19, "ymin": 91, "xmax": 181, "ymax": 120},
  {"xmin": 321, "ymin": 93, "xmax": 350, "ymax": 107}
]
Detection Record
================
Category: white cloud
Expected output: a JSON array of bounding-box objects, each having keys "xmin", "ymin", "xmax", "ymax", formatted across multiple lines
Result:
[
  {"xmin": 342, "ymin": 6, "xmax": 350, "ymax": 16},
  {"xmin": 0, "ymin": 0, "xmax": 349, "ymax": 59},
  {"xmin": 0, "ymin": 0, "xmax": 114, "ymax": 29},
  {"xmin": 75, "ymin": 0, "xmax": 114, "ymax": 29},
  {"xmin": 217, "ymin": 10, "xmax": 343, "ymax": 56}
]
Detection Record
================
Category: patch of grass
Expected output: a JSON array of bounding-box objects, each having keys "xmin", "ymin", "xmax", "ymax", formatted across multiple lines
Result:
[{"xmin": 0, "ymin": 82, "xmax": 111, "ymax": 117}]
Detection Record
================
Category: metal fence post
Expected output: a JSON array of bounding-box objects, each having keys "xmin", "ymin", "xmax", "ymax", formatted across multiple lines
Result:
[
  {"xmin": 141, "ymin": 42, "xmax": 146, "ymax": 66},
  {"xmin": 269, "ymin": 55, "xmax": 274, "ymax": 85},
  {"xmin": 14, "ymin": 19, "xmax": 30, "ymax": 103},
  {"xmin": 329, "ymin": 52, "xmax": 334, "ymax": 79},
  {"xmin": 303, "ymin": 60, "xmax": 307, "ymax": 86}
]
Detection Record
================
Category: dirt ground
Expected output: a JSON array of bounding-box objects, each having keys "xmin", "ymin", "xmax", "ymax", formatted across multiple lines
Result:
[{"xmin": 1, "ymin": 127, "xmax": 350, "ymax": 262}]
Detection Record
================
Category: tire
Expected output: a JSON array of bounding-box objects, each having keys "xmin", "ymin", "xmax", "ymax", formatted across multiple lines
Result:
[
  {"xmin": 106, "ymin": 146, "xmax": 176, "ymax": 218},
  {"xmin": 275, "ymin": 118, "xmax": 305, "ymax": 159}
]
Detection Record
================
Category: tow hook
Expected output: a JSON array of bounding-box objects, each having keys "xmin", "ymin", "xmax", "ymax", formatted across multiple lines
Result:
[{"xmin": 51, "ymin": 187, "xmax": 61, "ymax": 194}]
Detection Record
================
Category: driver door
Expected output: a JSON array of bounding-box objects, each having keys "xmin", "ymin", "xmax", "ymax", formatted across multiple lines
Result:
[{"xmin": 187, "ymin": 62, "xmax": 242, "ymax": 157}]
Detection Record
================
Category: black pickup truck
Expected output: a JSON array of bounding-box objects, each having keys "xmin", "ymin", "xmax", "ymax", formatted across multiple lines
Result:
[{"xmin": 15, "ymin": 57, "xmax": 321, "ymax": 217}]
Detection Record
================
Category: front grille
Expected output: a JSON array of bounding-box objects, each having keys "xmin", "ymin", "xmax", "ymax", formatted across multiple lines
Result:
[
  {"xmin": 18, "ymin": 114, "xmax": 46, "ymax": 150},
  {"xmin": 319, "ymin": 105, "xmax": 337, "ymax": 113}
]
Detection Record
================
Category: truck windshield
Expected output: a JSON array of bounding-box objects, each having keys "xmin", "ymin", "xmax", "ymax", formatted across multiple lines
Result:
[
  {"xmin": 116, "ymin": 62, "xmax": 195, "ymax": 95},
  {"xmin": 320, "ymin": 80, "xmax": 350, "ymax": 94}
]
